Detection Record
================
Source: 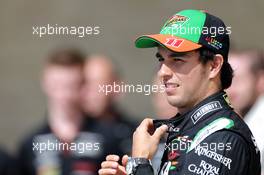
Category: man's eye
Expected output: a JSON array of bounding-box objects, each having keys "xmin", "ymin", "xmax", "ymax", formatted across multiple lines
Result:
[{"xmin": 173, "ymin": 58, "xmax": 183, "ymax": 62}]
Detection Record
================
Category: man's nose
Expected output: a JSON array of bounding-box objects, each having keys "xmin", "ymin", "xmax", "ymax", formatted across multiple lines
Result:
[{"xmin": 158, "ymin": 63, "xmax": 173, "ymax": 82}]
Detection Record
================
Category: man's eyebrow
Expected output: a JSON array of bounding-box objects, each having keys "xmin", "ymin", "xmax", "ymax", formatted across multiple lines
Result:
[
  {"xmin": 169, "ymin": 52, "xmax": 188, "ymax": 57},
  {"xmin": 155, "ymin": 52, "xmax": 189, "ymax": 59}
]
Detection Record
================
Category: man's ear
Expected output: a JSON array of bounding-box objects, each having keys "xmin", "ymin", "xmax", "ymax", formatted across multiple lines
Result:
[{"xmin": 208, "ymin": 54, "xmax": 224, "ymax": 79}]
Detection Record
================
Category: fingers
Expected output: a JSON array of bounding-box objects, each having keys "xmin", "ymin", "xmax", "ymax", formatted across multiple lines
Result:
[
  {"xmin": 100, "ymin": 155, "xmax": 119, "ymax": 172},
  {"xmin": 118, "ymin": 165, "xmax": 127, "ymax": 175},
  {"xmin": 137, "ymin": 118, "xmax": 153, "ymax": 131},
  {"xmin": 153, "ymin": 125, "xmax": 168, "ymax": 141},
  {"xmin": 98, "ymin": 168, "xmax": 117, "ymax": 175},
  {"xmin": 122, "ymin": 155, "xmax": 129, "ymax": 166},
  {"xmin": 99, "ymin": 155, "xmax": 126, "ymax": 175},
  {"xmin": 101, "ymin": 161, "xmax": 119, "ymax": 169},
  {"xmin": 106, "ymin": 155, "xmax": 120, "ymax": 162}
]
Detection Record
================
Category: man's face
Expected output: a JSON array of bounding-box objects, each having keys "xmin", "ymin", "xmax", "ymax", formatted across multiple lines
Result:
[
  {"xmin": 157, "ymin": 47, "xmax": 210, "ymax": 111},
  {"xmin": 227, "ymin": 54, "xmax": 257, "ymax": 115},
  {"xmin": 43, "ymin": 65, "xmax": 83, "ymax": 106}
]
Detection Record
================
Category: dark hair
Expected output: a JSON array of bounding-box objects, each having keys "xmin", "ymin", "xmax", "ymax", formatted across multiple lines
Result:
[
  {"xmin": 47, "ymin": 48, "xmax": 85, "ymax": 66},
  {"xmin": 198, "ymin": 47, "xmax": 233, "ymax": 90}
]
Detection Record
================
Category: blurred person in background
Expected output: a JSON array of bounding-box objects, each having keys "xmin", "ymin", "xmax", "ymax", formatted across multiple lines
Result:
[
  {"xmin": 227, "ymin": 49, "xmax": 264, "ymax": 173},
  {"xmin": 17, "ymin": 48, "xmax": 116, "ymax": 175},
  {"xmin": 81, "ymin": 55, "xmax": 137, "ymax": 156},
  {"xmin": 151, "ymin": 77, "xmax": 178, "ymax": 173}
]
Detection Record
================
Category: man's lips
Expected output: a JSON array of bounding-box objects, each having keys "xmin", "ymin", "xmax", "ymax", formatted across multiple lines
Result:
[
  {"xmin": 165, "ymin": 82, "xmax": 180, "ymax": 88},
  {"xmin": 164, "ymin": 82, "xmax": 179, "ymax": 94}
]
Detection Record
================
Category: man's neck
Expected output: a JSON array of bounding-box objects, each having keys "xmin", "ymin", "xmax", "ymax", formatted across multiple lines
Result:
[
  {"xmin": 178, "ymin": 88, "xmax": 221, "ymax": 115},
  {"xmin": 48, "ymin": 102, "xmax": 83, "ymax": 142}
]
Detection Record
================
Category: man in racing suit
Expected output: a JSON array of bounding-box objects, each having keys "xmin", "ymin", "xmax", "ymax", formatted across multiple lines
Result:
[
  {"xmin": 98, "ymin": 9, "xmax": 261, "ymax": 175},
  {"xmin": 149, "ymin": 91, "xmax": 260, "ymax": 175}
]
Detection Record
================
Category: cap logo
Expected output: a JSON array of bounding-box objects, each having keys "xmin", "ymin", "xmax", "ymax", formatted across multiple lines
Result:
[
  {"xmin": 164, "ymin": 15, "xmax": 189, "ymax": 28},
  {"xmin": 165, "ymin": 38, "xmax": 184, "ymax": 48},
  {"xmin": 205, "ymin": 36, "xmax": 222, "ymax": 50}
]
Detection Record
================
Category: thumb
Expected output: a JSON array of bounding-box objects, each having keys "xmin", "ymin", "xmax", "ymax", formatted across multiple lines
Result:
[
  {"xmin": 116, "ymin": 155, "xmax": 128, "ymax": 175},
  {"xmin": 153, "ymin": 125, "xmax": 168, "ymax": 141},
  {"xmin": 122, "ymin": 155, "xmax": 129, "ymax": 166}
]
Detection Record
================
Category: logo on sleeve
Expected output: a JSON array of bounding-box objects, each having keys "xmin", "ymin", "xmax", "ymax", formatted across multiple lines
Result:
[{"xmin": 191, "ymin": 101, "xmax": 222, "ymax": 124}]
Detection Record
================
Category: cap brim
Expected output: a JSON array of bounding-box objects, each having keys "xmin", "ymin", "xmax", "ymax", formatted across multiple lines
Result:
[{"xmin": 135, "ymin": 34, "xmax": 202, "ymax": 52}]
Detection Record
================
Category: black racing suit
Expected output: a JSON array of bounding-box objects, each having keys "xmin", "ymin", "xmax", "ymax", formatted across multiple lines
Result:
[{"xmin": 135, "ymin": 91, "xmax": 261, "ymax": 175}]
